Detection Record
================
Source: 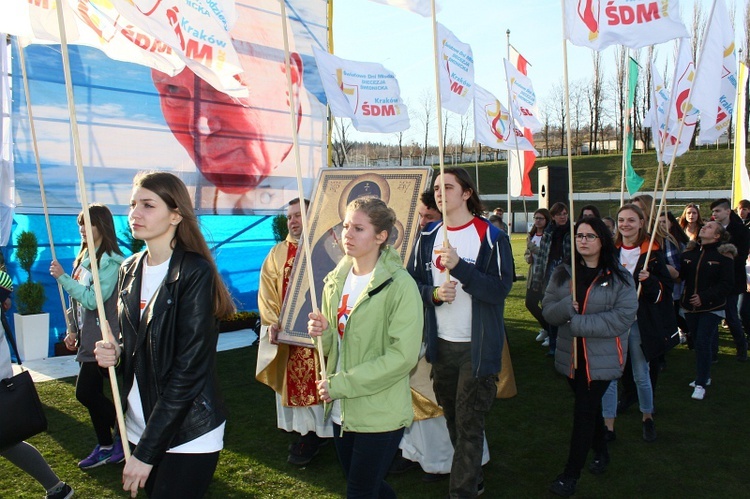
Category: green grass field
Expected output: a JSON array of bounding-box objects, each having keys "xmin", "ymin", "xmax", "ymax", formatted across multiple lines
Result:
[{"xmin": 3, "ymin": 237, "xmax": 749, "ymax": 498}]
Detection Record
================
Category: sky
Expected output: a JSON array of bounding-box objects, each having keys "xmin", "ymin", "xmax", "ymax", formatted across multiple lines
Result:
[{"xmin": 332, "ymin": 0, "xmax": 736, "ymax": 146}]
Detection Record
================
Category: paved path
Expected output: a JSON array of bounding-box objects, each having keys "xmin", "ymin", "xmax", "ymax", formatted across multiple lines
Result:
[{"xmin": 11, "ymin": 329, "xmax": 258, "ymax": 383}]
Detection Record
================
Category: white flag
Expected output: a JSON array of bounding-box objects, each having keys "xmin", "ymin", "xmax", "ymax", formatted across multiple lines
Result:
[
  {"xmin": 662, "ymin": 39, "xmax": 697, "ymax": 162},
  {"xmin": 693, "ymin": 0, "xmax": 736, "ymax": 144},
  {"xmin": 367, "ymin": 0, "xmax": 434, "ymax": 17},
  {"xmin": 437, "ymin": 23, "xmax": 475, "ymax": 115},
  {"xmin": 504, "ymin": 59, "xmax": 542, "ymax": 133},
  {"xmin": 473, "ymin": 85, "xmax": 537, "ymax": 153},
  {"xmin": 314, "ymin": 48, "xmax": 410, "ymax": 133},
  {"xmin": 644, "ymin": 63, "xmax": 670, "ymax": 161},
  {"xmin": 563, "ymin": 0, "xmax": 689, "ymax": 51}
]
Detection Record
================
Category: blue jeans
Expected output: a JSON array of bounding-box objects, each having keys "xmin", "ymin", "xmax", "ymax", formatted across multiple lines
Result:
[
  {"xmin": 602, "ymin": 322, "xmax": 653, "ymax": 415},
  {"xmin": 685, "ymin": 312, "xmax": 721, "ymax": 387},
  {"xmin": 332, "ymin": 423, "xmax": 404, "ymax": 499}
]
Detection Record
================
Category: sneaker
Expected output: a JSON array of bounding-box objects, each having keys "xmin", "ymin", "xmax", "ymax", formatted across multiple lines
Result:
[
  {"xmin": 691, "ymin": 386, "xmax": 706, "ymax": 400},
  {"xmin": 46, "ymin": 482, "xmax": 73, "ymax": 499},
  {"xmin": 535, "ymin": 329, "xmax": 548, "ymax": 342},
  {"xmin": 604, "ymin": 429, "xmax": 616, "ymax": 442},
  {"xmin": 588, "ymin": 452, "xmax": 610, "ymax": 474},
  {"xmin": 642, "ymin": 418, "xmax": 657, "ymax": 443},
  {"xmin": 688, "ymin": 378, "xmax": 711, "ymax": 387},
  {"xmin": 388, "ymin": 455, "xmax": 420, "ymax": 475},
  {"xmin": 109, "ymin": 436, "xmax": 125, "ymax": 465},
  {"xmin": 549, "ymin": 474, "xmax": 577, "ymax": 497},
  {"xmin": 78, "ymin": 445, "xmax": 113, "ymax": 470},
  {"xmin": 541, "ymin": 337, "xmax": 550, "ymax": 347}
]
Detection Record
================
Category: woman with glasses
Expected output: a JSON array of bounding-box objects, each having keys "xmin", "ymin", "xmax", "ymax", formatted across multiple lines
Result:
[
  {"xmin": 543, "ymin": 217, "xmax": 637, "ymax": 497},
  {"xmin": 526, "ymin": 209, "xmax": 551, "ymax": 343}
]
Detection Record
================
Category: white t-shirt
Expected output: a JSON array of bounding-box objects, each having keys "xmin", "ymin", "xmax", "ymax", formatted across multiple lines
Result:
[
  {"xmin": 125, "ymin": 257, "xmax": 225, "ymax": 453},
  {"xmin": 620, "ymin": 245, "xmax": 641, "ymax": 277},
  {"xmin": 331, "ymin": 268, "xmax": 372, "ymax": 425},
  {"xmin": 431, "ymin": 218, "xmax": 486, "ymax": 342},
  {"xmin": 531, "ymin": 233, "xmax": 543, "ymax": 247}
]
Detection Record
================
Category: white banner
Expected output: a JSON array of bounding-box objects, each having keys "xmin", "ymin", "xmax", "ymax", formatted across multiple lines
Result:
[
  {"xmin": 693, "ymin": 0, "xmax": 736, "ymax": 144},
  {"xmin": 504, "ymin": 58, "xmax": 542, "ymax": 133},
  {"xmin": 473, "ymin": 85, "xmax": 537, "ymax": 153},
  {"xmin": 662, "ymin": 39, "xmax": 697, "ymax": 162},
  {"xmin": 367, "ymin": 0, "xmax": 434, "ymax": 17},
  {"xmin": 438, "ymin": 23, "xmax": 474, "ymax": 115},
  {"xmin": 314, "ymin": 48, "xmax": 409, "ymax": 133},
  {"xmin": 563, "ymin": 0, "xmax": 689, "ymax": 51}
]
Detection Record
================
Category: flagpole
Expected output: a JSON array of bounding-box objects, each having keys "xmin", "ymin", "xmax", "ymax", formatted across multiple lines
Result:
[
  {"xmin": 506, "ymin": 30, "xmax": 513, "ymax": 232},
  {"xmin": 430, "ymin": 0, "xmax": 450, "ymax": 272},
  {"xmin": 474, "ymin": 140, "xmax": 480, "ymax": 192},
  {"xmin": 17, "ymin": 45, "xmax": 67, "ymax": 320},
  {"xmin": 639, "ymin": 1, "xmax": 718, "ymax": 298},
  {"xmin": 53, "ymin": 0, "xmax": 130, "ymax": 462},
  {"xmin": 619, "ymin": 49, "xmax": 630, "ymax": 206},
  {"xmin": 560, "ymin": 0, "xmax": 577, "ymax": 368},
  {"xmin": 731, "ymin": 54, "xmax": 743, "ymax": 204},
  {"xmin": 278, "ymin": 0, "xmax": 326, "ymax": 379}
]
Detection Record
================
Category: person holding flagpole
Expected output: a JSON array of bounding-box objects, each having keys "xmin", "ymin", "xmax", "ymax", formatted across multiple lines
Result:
[
  {"xmin": 408, "ymin": 167, "xmax": 513, "ymax": 498},
  {"xmin": 95, "ymin": 172, "xmax": 234, "ymax": 498}
]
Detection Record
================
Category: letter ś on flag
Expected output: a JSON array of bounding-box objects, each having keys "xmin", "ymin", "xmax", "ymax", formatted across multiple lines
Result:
[
  {"xmin": 563, "ymin": 0, "xmax": 689, "ymax": 51},
  {"xmin": 313, "ymin": 48, "xmax": 410, "ymax": 133}
]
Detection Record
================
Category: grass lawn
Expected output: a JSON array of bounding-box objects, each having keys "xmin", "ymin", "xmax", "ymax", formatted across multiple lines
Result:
[{"xmin": 2, "ymin": 237, "xmax": 749, "ymax": 498}]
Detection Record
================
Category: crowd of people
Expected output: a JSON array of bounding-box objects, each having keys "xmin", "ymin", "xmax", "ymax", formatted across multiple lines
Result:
[{"xmin": 2, "ymin": 168, "xmax": 749, "ymax": 498}]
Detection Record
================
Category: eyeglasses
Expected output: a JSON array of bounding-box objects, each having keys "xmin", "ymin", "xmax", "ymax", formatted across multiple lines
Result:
[
  {"xmin": 575, "ymin": 233, "xmax": 599, "ymax": 241},
  {"xmin": 534, "ymin": 217, "xmax": 546, "ymax": 220}
]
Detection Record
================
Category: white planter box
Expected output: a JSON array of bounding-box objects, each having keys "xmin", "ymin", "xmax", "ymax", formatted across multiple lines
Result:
[{"xmin": 13, "ymin": 313, "xmax": 50, "ymax": 361}]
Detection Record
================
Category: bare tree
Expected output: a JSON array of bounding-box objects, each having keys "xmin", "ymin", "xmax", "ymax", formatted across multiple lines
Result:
[
  {"xmin": 550, "ymin": 81, "xmax": 566, "ymax": 154},
  {"xmin": 590, "ymin": 52, "xmax": 604, "ymax": 153},
  {"xmin": 539, "ymin": 97, "xmax": 553, "ymax": 156},
  {"xmin": 639, "ymin": 46, "xmax": 654, "ymax": 151},
  {"xmin": 691, "ymin": 0, "xmax": 706, "ymax": 62},
  {"xmin": 418, "ymin": 89, "xmax": 436, "ymax": 165},
  {"xmin": 569, "ymin": 79, "xmax": 587, "ymax": 154},
  {"xmin": 442, "ymin": 112, "xmax": 450, "ymax": 162},
  {"xmin": 613, "ymin": 46, "xmax": 628, "ymax": 152},
  {"xmin": 458, "ymin": 111, "xmax": 471, "ymax": 159},
  {"xmin": 331, "ymin": 118, "xmax": 353, "ymax": 167}
]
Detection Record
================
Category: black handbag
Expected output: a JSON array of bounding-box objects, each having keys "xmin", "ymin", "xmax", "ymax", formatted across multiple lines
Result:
[{"xmin": 0, "ymin": 370, "xmax": 48, "ymax": 451}]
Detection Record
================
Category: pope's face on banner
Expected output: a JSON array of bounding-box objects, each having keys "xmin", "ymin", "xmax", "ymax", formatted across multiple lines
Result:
[{"xmin": 152, "ymin": 7, "xmax": 303, "ymax": 195}]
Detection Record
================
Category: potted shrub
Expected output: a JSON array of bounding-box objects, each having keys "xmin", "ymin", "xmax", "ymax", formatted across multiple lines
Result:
[
  {"xmin": 219, "ymin": 311, "xmax": 259, "ymax": 333},
  {"xmin": 272, "ymin": 214, "xmax": 288, "ymax": 242},
  {"xmin": 13, "ymin": 231, "xmax": 50, "ymax": 360}
]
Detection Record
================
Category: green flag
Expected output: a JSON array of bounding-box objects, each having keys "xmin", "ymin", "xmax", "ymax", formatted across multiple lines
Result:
[{"xmin": 625, "ymin": 57, "xmax": 644, "ymax": 195}]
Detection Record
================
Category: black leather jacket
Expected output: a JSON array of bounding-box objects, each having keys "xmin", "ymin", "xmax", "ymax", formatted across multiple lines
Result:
[{"xmin": 118, "ymin": 248, "xmax": 226, "ymax": 465}]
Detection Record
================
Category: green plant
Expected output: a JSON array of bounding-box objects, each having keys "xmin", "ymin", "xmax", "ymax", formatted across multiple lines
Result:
[
  {"xmin": 14, "ymin": 231, "xmax": 45, "ymax": 315},
  {"xmin": 272, "ymin": 214, "xmax": 288, "ymax": 242},
  {"xmin": 224, "ymin": 311, "xmax": 259, "ymax": 323}
]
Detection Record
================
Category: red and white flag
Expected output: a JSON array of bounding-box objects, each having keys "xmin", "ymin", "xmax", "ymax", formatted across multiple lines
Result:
[
  {"xmin": 692, "ymin": 0, "xmax": 736, "ymax": 144},
  {"xmin": 563, "ymin": 0, "xmax": 689, "ymax": 51},
  {"xmin": 367, "ymin": 0, "xmax": 435, "ymax": 17},
  {"xmin": 473, "ymin": 85, "xmax": 537, "ymax": 154},
  {"xmin": 506, "ymin": 46, "xmax": 536, "ymax": 197},
  {"xmin": 314, "ymin": 48, "xmax": 410, "ymax": 133},
  {"xmin": 437, "ymin": 23, "xmax": 475, "ymax": 115}
]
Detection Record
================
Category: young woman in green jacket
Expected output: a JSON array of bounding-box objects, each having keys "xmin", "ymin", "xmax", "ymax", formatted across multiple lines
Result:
[{"xmin": 308, "ymin": 197, "xmax": 422, "ymax": 498}]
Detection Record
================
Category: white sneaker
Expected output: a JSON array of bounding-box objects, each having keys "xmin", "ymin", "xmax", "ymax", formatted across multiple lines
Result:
[
  {"xmin": 688, "ymin": 378, "xmax": 711, "ymax": 387},
  {"xmin": 541, "ymin": 338, "xmax": 550, "ymax": 347},
  {"xmin": 535, "ymin": 329, "xmax": 548, "ymax": 342},
  {"xmin": 691, "ymin": 386, "xmax": 706, "ymax": 400}
]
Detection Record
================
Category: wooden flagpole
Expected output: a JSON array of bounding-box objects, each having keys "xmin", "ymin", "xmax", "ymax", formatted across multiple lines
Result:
[
  {"xmin": 17, "ymin": 46, "xmax": 67, "ymax": 319},
  {"xmin": 52, "ymin": 0, "xmax": 129, "ymax": 461},
  {"xmin": 430, "ymin": 0, "xmax": 450, "ymax": 268},
  {"xmin": 560, "ymin": 0, "xmax": 577, "ymax": 367},
  {"xmin": 278, "ymin": 0, "xmax": 326, "ymax": 378}
]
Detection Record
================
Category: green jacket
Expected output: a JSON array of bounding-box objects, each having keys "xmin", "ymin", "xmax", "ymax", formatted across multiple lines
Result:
[{"xmin": 320, "ymin": 246, "xmax": 423, "ymax": 433}]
